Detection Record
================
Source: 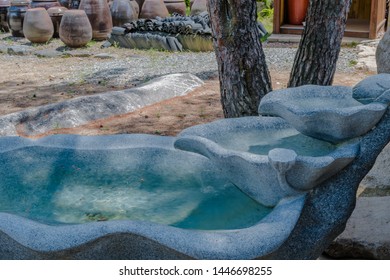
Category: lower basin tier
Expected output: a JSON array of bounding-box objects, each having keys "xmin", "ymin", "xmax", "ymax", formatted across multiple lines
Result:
[{"xmin": 0, "ymin": 136, "xmax": 271, "ymax": 230}]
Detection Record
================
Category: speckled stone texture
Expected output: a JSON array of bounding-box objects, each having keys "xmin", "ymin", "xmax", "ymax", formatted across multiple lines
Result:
[
  {"xmin": 258, "ymin": 85, "xmax": 387, "ymax": 143},
  {"xmin": 175, "ymin": 117, "xmax": 359, "ymax": 207},
  {"xmin": 376, "ymin": 29, "xmax": 390, "ymax": 74},
  {"xmin": 262, "ymin": 106, "xmax": 390, "ymax": 259}
]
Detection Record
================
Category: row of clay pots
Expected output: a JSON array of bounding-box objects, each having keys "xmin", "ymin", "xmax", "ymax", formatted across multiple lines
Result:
[
  {"xmin": 111, "ymin": 0, "xmax": 206, "ymax": 22},
  {"xmin": 2, "ymin": 0, "xmax": 208, "ymax": 48},
  {"xmin": 3, "ymin": 0, "xmax": 113, "ymax": 45},
  {"xmin": 108, "ymin": 0, "xmax": 207, "ymax": 28}
]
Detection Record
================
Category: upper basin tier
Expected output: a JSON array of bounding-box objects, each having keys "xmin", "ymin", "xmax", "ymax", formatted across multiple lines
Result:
[
  {"xmin": 176, "ymin": 117, "xmax": 359, "ymax": 207},
  {"xmin": 0, "ymin": 134, "xmax": 305, "ymax": 259},
  {"xmin": 258, "ymin": 84, "xmax": 387, "ymax": 143}
]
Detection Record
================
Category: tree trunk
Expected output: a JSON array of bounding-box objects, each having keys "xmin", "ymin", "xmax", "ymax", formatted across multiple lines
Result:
[
  {"xmin": 288, "ymin": 0, "xmax": 352, "ymax": 87},
  {"xmin": 208, "ymin": 0, "xmax": 272, "ymax": 118}
]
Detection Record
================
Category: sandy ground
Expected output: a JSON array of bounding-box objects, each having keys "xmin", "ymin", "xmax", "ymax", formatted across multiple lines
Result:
[{"xmin": 34, "ymin": 71, "xmax": 370, "ymax": 138}]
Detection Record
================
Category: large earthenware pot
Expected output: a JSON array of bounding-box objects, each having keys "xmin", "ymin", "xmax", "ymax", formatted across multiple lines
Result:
[
  {"xmin": 164, "ymin": 0, "xmax": 185, "ymax": 15},
  {"xmin": 139, "ymin": 0, "xmax": 168, "ymax": 19},
  {"xmin": 0, "ymin": 0, "xmax": 10, "ymax": 32},
  {"xmin": 79, "ymin": 0, "xmax": 112, "ymax": 40},
  {"xmin": 59, "ymin": 9, "xmax": 92, "ymax": 47},
  {"xmin": 190, "ymin": 0, "xmax": 206, "ymax": 16},
  {"xmin": 7, "ymin": 0, "xmax": 30, "ymax": 37},
  {"xmin": 110, "ymin": 0, "xmax": 137, "ymax": 26},
  {"xmin": 30, "ymin": 0, "xmax": 60, "ymax": 9},
  {"xmin": 287, "ymin": 0, "xmax": 309, "ymax": 25},
  {"xmin": 130, "ymin": 0, "xmax": 138, "ymax": 15},
  {"xmin": 47, "ymin": 5, "xmax": 67, "ymax": 37},
  {"xmin": 134, "ymin": 0, "xmax": 143, "ymax": 13},
  {"xmin": 23, "ymin": 7, "xmax": 53, "ymax": 42}
]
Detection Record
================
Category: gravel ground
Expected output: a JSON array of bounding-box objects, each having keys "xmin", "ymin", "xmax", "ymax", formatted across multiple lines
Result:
[{"xmin": 0, "ymin": 33, "xmax": 361, "ymax": 89}]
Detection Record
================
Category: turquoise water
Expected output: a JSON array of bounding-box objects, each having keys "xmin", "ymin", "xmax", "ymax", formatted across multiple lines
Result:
[
  {"xmin": 213, "ymin": 128, "xmax": 337, "ymax": 157},
  {"xmin": 0, "ymin": 147, "xmax": 272, "ymax": 230}
]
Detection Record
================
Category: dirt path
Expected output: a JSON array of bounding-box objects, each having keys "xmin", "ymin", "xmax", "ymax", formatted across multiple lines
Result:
[{"xmin": 34, "ymin": 71, "xmax": 371, "ymax": 138}]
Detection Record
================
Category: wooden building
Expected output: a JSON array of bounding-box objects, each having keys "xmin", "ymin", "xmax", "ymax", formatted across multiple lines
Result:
[{"xmin": 273, "ymin": 0, "xmax": 388, "ymax": 39}]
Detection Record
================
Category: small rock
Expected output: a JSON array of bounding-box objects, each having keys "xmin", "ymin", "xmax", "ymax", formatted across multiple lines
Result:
[
  {"xmin": 326, "ymin": 196, "xmax": 390, "ymax": 259},
  {"xmin": 100, "ymin": 41, "xmax": 112, "ymax": 49},
  {"xmin": 63, "ymin": 51, "xmax": 92, "ymax": 58},
  {"xmin": 7, "ymin": 45, "xmax": 34, "ymax": 56},
  {"xmin": 376, "ymin": 29, "xmax": 390, "ymax": 74},
  {"xmin": 94, "ymin": 53, "xmax": 116, "ymax": 59},
  {"xmin": 0, "ymin": 44, "xmax": 8, "ymax": 53},
  {"xmin": 34, "ymin": 49, "xmax": 64, "ymax": 58}
]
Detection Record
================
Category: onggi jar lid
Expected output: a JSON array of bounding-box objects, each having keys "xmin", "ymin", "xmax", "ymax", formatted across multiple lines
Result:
[{"xmin": 47, "ymin": 6, "xmax": 67, "ymax": 16}]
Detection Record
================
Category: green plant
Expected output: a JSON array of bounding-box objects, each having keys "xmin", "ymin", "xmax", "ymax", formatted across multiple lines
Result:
[
  {"xmin": 345, "ymin": 41, "xmax": 358, "ymax": 48},
  {"xmin": 257, "ymin": 1, "xmax": 274, "ymax": 34},
  {"xmin": 349, "ymin": 59, "xmax": 358, "ymax": 67},
  {"xmin": 86, "ymin": 39, "xmax": 97, "ymax": 48}
]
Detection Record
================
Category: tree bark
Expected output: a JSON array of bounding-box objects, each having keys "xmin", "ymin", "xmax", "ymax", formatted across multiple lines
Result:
[
  {"xmin": 288, "ymin": 0, "xmax": 352, "ymax": 87},
  {"xmin": 208, "ymin": 0, "xmax": 272, "ymax": 118}
]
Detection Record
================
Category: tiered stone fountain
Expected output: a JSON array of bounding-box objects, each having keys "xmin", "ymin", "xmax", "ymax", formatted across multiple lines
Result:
[{"xmin": 0, "ymin": 74, "xmax": 389, "ymax": 259}]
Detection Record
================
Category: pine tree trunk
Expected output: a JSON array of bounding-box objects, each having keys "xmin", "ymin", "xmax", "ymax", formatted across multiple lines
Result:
[
  {"xmin": 288, "ymin": 0, "xmax": 352, "ymax": 87},
  {"xmin": 208, "ymin": 0, "xmax": 272, "ymax": 118}
]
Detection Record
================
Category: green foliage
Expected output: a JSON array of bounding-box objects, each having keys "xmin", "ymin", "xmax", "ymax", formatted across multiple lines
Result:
[
  {"xmin": 185, "ymin": 0, "xmax": 191, "ymax": 8},
  {"xmin": 257, "ymin": 0, "xmax": 273, "ymax": 9},
  {"xmin": 259, "ymin": 8, "xmax": 273, "ymax": 18}
]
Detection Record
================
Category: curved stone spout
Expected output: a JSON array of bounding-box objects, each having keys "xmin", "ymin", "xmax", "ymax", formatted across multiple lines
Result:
[
  {"xmin": 174, "ymin": 134, "xmax": 359, "ymax": 207},
  {"xmin": 268, "ymin": 148, "xmax": 297, "ymax": 193}
]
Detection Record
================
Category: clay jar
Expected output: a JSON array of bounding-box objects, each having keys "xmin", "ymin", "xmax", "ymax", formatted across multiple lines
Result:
[
  {"xmin": 47, "ymin": 5, "xmax": 67, "ymax": 37},
  {"xmin": 59, "ymin": 9, "xmax": 92, "ymax": 47},
  {"xmin": 0, "ymin": 0, "xmax": 10, "ymax": 32},
  {"xmin": 139, "ymin": 0, "xmax": 168, "ymax": 19},
  {"xmin": 190, "ymin": 0, "xmax": 207, "ymax": 16},
  {"xmin": 164, "ymin": 0, "xmax": 185, "ymax": 16},
  {"xmin": 130, "ymin": 0, "xmax": 138, "ymax": 16},
  {"xmin": 287, "ymin": 0, "xmax": 309, "ymax": 25},
  {"xmin": 79, "ymin": 0, "xmax": 112, "ymax": 40},
  {"xmin": 133, "ymin": 0, "xmax": 143, "ymax": 13},
  {"xmin": 110, "ymin": 0, "xmax": 137, "ymax": 27},
  {"xmin": 30, "ymin": 0, "xmax": 60, "ymax": 9},
  {"xmin": 23, "ymin": 7, "xmax": 54, "ymax": 43},
  {"xmin": 7, "ymin": 0, "xmax": 30, "ymax": 37}
]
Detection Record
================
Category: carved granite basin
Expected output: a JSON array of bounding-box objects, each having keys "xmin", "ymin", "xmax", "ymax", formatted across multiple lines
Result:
[
  {"xmin": 176, "ymin": 117, "xmax": 360, "ymax": 207},
  {"xmin": 258, "ymin": 85, "xmax": 387, "ymax": 143},
  {"xmin": 0, "ymin": 134, "xmax": 305, "ymax": 259}
]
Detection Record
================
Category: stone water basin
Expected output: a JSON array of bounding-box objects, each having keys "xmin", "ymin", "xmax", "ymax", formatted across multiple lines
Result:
[
  {"xmin": 0, "ymin": 134, "xmax": 304, "ymax": 259},
  {"xmin": 258, "ymin": 85, "xmax": 387, "ymax": 143},
  {"xmin": 176, "ymin": 117, "xmax": 360, "ymax": 207}
]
